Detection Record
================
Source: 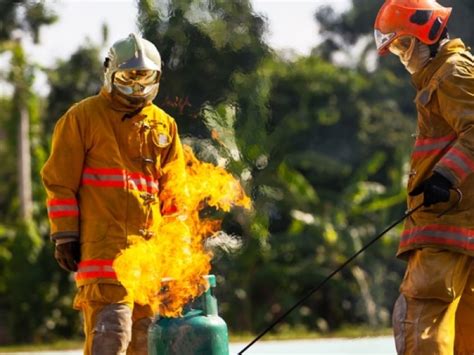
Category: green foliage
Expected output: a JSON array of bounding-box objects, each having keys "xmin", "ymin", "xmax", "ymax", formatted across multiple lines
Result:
[
  {"xmin": 44, "ymin": 42, "xmax": 103, "ymax": 133},
  {"xmin": 1, "ymin": 220, "xmax": 80, "ymax": 343},
  {"xmin": 0, "ymin": 1, "xmax": 82, "ymax": 344},
  {"xmin": 137, "ymin": 0, "xmax": 270, "ymax": 136},
  {"xmin": 142, "ymin": 1, "xmax": 415, "ymax": 328},
  {"xmin": 0, "ymin": 0, "xmax": 57, "ymax": 44},
  {"xmin": 316, "ymin": 0, "xmax": 474, "ymax": 64},
  {"xmin": 0, "ymin": 0, "xmax": 446, "ymax": 345}
]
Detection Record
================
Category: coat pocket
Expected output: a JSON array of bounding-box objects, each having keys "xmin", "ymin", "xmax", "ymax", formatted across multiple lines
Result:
[{"xmin": 150, "ymin": 125, "xmax": 172, "ymax": 149}]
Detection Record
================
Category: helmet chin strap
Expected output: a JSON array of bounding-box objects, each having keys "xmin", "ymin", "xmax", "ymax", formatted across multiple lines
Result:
[{"xmin": 429, "ymin": 27, "xmax": 450, "ymax": 58}]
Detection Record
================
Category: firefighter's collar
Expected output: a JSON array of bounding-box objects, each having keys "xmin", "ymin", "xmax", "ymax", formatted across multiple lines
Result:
[{"xmin": 412, "ymin": 39, "xmax": 467, "ymax": 89}]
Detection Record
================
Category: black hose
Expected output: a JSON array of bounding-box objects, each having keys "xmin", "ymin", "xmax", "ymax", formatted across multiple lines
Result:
[{"xmin": 238, "ymin": 202, "xmax": 424, "ymax": 354}]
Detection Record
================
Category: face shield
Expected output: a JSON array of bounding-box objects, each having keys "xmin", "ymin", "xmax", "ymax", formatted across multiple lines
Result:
[
  {"xmin": 113, "ymin": 69, "xmax": 161, "ymax": 97},
  {"xmin": 389, "ymin": 36, "xmax": 431, "ymax": 74},
  {"xmin": 104, "ymin": 34, "xmax": 162, "ymax": 109},
  {"xmin": 374, "ymin": 29, "xmax": 395, "ymax": 55},
  {"xmin": 388, "ymin": 36, "xmax": 415, "ymax": 57}
]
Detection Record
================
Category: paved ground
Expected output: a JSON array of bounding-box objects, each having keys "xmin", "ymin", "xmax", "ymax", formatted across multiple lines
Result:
[
  {"xmin": 230, "ymin": 336, "xmax": 396, "ymax": 354},
  {"xmin": 4, "ymin": 336, "xmax": 396, "ymax": 355}
]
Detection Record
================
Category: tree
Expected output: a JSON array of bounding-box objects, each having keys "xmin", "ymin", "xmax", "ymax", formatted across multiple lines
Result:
[
  {"xmin": 134, "ymin": 0, "xmax": 419, "ymax": 333},
  {"xmin": 315, "ymin": 0, "xmax": 474, "ymax": 66},
  {"xmin": 137, "ymin": 0, "xmax": 270, "ymax": 136},
  {"xmin": 214, "ymin": 53, "xmax": 415, "ymax": 331},
  {"xmin": 43, "ymin": 39, "xmax": 105, "ymax": 133},
  {"xmin": 0, "ymin": 0, "xmax": 56, "ymax": 221},
  {"xmin": 0, "ymin": 1, "xmax": 84, "ymax": 344}
]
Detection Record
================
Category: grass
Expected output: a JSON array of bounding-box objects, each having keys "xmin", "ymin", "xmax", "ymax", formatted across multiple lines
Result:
[
  {"xmin": 0, "ymin": 326, "xmax": 393, "ymax": 352},
  {"xmin": 0, "ymin": 339, "xmax": 83, "ymax": 353}
]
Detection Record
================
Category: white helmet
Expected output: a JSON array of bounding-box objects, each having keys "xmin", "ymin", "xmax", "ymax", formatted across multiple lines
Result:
[{"xmin": 104, "ymin": 33, "xmax": 162, "ymax": 103}]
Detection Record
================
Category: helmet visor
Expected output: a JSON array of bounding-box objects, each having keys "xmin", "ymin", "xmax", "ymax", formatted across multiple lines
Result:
[
  {"xmin": 374, "ymin": 29, "xmax": 395, "ymax": 54},
  {"xmin": 114, "ymin": 70, "xmax": 160, "ymax": 97},
  {"xmin": 388, "ymin": 36, "xmax": 415, "ymax": 57}
]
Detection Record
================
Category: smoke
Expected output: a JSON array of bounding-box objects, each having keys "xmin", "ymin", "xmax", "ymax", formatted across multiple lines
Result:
[{"xmin": 204, "ymin": 231, "xmax": 243, "ymax": 258}]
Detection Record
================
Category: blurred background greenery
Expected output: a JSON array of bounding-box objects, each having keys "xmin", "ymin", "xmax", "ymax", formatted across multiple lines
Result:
[{"xmin": 0, "ymin": 0, "xmax": 472, "ymax": 346}]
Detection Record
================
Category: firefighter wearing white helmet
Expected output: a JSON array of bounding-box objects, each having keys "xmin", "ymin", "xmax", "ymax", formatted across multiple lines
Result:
[
  {"xmin": 104, "ymin": 33, "xmax": 162, "ymax": 108},
  {"xmin": 41, "ymin": 33, "xmax": 185, "ymax": 354}
]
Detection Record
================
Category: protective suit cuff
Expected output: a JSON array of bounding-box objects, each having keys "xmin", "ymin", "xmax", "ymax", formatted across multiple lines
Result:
[
  {"xmin": 433, "ymin": 166, "xmax": 458, "ymax": 187},
  {"xmin": 51, "ymin": 231, "xmax": 79, "ymax": 243}
]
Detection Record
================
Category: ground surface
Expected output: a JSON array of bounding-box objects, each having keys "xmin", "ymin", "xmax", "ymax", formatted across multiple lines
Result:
[{"xmin": 4, "ymin": 336, "xmax": 396, "ymax": 354}]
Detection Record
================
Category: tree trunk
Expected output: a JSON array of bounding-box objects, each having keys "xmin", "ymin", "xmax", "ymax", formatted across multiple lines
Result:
[
  {"xmin": 18, "ymin": 105, "xmax": 32, "ymax": 220},
  {"xmin": 351, "ymin": 265, "xmax": 378, "ymax": 326}
]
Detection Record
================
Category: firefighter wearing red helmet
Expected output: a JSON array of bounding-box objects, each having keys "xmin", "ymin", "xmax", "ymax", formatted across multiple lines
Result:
[{"xmin": 375, "ymin": 1, "xmax": 474, "ymax": 354}]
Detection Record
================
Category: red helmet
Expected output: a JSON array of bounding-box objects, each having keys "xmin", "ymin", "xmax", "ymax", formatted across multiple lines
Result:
[{"xmin": 374, "ymin": 0, "xmax": 452, "ymax": 55}]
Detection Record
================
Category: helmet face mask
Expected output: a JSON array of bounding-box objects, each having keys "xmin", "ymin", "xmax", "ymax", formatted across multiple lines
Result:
[
  {"xmin": 388, "ymin": 36, "xmax": 415, "ymax": 57},
  {"xmin": 104, "ymin": 33, "xmax": 162, "ymax": 105},
  {"xmin": 113, "ymin": 70, "xmax": 161, "ymax": 97},
  {"xmin": 374, "ymin": 29, "xmax": 396, "ymax": 53}
]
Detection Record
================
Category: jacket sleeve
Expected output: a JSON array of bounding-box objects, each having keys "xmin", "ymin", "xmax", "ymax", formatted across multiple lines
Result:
[
  {"xmin": 434, "ymin": 65, "xmax": 474, "ymax": 187},
  {"xmin": 158, "ymin": 118, "xmax": 186, "ymax": 215},
  {"xmin": 41, "ymin": 109, "xmax": 86, "ymax": 242}
]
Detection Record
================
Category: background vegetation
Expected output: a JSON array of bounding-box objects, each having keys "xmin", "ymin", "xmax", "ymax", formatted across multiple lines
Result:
[{"xmin": 0, "ymin": 0, "xmax": 472, "ymax": 345}]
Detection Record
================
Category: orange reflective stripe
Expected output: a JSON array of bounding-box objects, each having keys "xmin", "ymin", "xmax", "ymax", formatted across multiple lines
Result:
[
  {"xmin": 79, "ymin": 259, "xmax": 115, "ymax": 266},
  {"xmin": 128, "ymin": 173, "xmax": 159, "ymax": 193},
  {"xmin": 401, "ymin": 225, "xmax": 474, "ymax": 250},
  {"xmin": 49, "ymin": 210, "xmax": 79, "ymax": 218},
  {"xmin": 83, "ymin": 167, "xmax": 125, "ymax": 175},
  {"xmin": 47, "ymin": 198, "xmax": 79, "ymax": 219},
  {"xmin": 441, "ymin": 157, "xmax": 469, "ymax": 180},
  {"xmin": 48, "ymin": 198, "xmax": 77, "ymax": 206},
  {"xmin": 82, "ymin": 167, "xmax": 158, "ymax": 193},
  {"xmin": 75, "ymin": 259, "xmax": 117, "ymax": 280},
  {"xmin": 439, "ymin": 147, "xmax": 474, "ymax": 180},
  {"xmin": 82, "ymin": 167, "xmax": 127, "ymax": 188},
  {"xmin": 412, "ymin": 134, "xmax": 456, "ymax": 158}
]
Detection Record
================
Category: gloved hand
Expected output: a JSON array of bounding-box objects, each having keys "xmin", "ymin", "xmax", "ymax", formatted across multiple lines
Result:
[
  {"xmin": 409, "ymin": 172, "xmax": 452, "ymax": 207},
  {"xmin": 54, "ymin": 241, "xmax": 81, "ymax": 272}
]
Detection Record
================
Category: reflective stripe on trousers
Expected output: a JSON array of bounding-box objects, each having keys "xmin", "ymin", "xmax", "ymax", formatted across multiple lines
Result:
[{"xmin": 75, "ymin": 259, "xmax": 117, "ymax": 281}]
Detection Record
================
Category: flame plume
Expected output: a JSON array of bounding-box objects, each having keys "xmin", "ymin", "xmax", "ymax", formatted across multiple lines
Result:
[{"xmin": 113, "ymin": 145, "xmax": 251, "ymax": 317}]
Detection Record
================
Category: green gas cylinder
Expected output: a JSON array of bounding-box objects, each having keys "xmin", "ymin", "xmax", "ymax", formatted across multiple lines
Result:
[{"xmin": 148, "ymin": 274, "xmax": 229, "ymax": 355}]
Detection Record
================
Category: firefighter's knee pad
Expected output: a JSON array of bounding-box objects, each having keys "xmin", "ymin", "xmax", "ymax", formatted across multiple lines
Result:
[
  {"xmin": 392, "ymin": 294, "xmax": 407, "ymax": 355},
  {"xmin": 128, "ymin": 317, "xmax": 153, "ymax": 354},
  {"xmin": 92, "ymin": 303, "xmax": 133, "ymax": 355}
]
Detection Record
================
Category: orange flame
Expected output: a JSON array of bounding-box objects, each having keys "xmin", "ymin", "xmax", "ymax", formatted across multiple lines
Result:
[{"xmin": 113, "ymin": 145, "xmax": 251, "ymax": 317}]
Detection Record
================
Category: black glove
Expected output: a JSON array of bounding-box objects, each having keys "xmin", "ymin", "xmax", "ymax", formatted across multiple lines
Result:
[
  {"xmin": 54, "ymin": 241, "xmax": 81, "ymax": 272},
  {"xmin": 409, "ymin": 172, "xmax": 452, "ymax": 207}
]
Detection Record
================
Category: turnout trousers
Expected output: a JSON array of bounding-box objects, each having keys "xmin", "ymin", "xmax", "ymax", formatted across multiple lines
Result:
[
  {"xmin": 393, "ymin": 248, "xmax": 474, "ymax": 355},
  {"xmin": 73, "ymin": 284, "xmax": 154, "ymax": 355}
]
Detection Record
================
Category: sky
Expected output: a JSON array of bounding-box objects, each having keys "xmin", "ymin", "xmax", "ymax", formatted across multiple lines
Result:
[
  {"xmin": 25, "ymin": 0, "xmax": 351, "ymax": 65},
  {"xmin": 1, "ymin": 0, "xmax": 352, "ymax": 96}
]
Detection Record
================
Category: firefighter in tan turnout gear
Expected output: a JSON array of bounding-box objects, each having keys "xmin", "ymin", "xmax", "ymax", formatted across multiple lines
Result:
[
  {"xmin": 374, "ymin": 0, "xmax": 474, "ymax": 354},
  {"xmin": 41, "ymin": 33, "xmax": 185, "ymax": 354}
]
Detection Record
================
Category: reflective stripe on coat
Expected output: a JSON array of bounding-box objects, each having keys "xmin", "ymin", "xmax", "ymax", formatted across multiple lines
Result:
[
  {"xmin": 400, "ymin": 39, "xmax": 474, "ymax": 258},
  {"xmin": 41, "ymin": 88, "xmax": 186, "ymax": 286}
]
